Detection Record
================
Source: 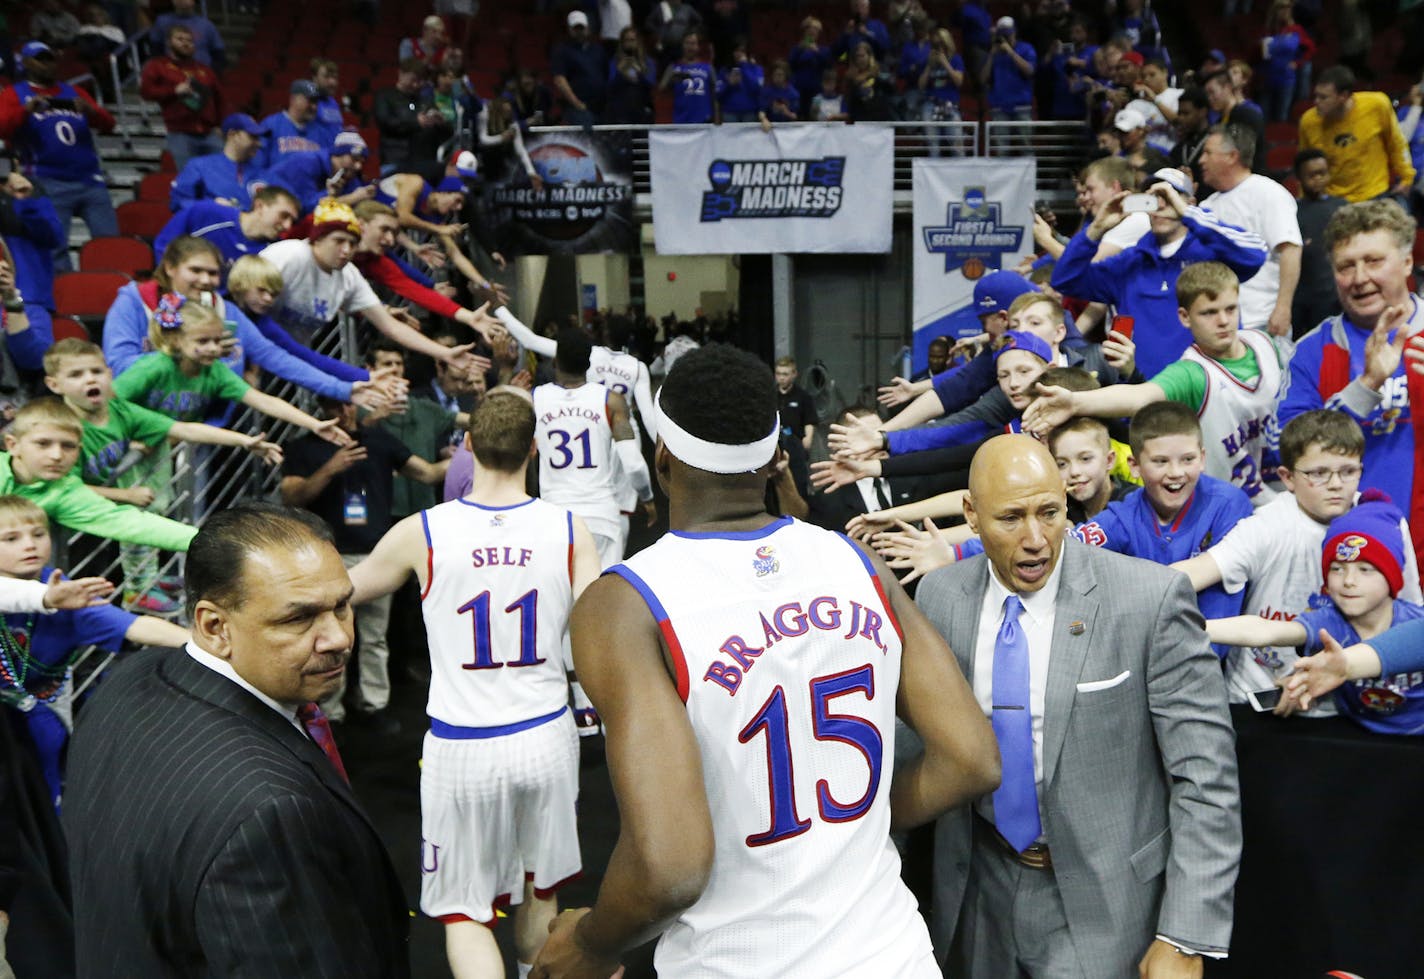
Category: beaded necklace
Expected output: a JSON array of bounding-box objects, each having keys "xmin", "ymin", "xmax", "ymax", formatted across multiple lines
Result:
[{"xmin": 0, "ymin": 613, "xmax": 65, "ymax": 711}]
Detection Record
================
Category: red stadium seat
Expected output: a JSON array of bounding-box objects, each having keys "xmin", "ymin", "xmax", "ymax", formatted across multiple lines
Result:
[
  {"xmin": 50, "ymin": 316, "xmax": 93, "ymax": 342},
  {"xmin": 79, "ymin": 236, "xmax": 155, "ymax": 277},
  {"xmin": 1265, "ymin": 142, "xmax": 1297, "ymax": 173},
  {"xmin": 1265, "ymin": 121, "xmax": 1297, "ymax": 144},
  {"xmin": 136, "ymin": 171, "xmax": 176, "ymax": 204},
  {"xmin": 116, "ymin": 201, "xmax": 175, "ymax": 240},
  {"xmin": 159, "ymin": 150, "xmax": 177, "ymax": 172},
  {"xmin": 53, "ymin": 272, "xmax": 132, "ymax": 318}
]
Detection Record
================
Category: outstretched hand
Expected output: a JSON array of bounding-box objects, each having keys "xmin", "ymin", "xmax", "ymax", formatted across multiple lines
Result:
[
  {"xmin": 874, "ymin": 518, "xmax": 956, "ymax": 584},
  {"xmin": 42, "ymin": 570, "xmax": 115, "ymax": 610},
  {"xmin": 1283, "ymin": 629, "xmax": 1356, "ymax": 711}
]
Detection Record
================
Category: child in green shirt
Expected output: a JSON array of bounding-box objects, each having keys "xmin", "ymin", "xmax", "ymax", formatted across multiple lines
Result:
[{"xmin": 44, "ymin": 338, "xmax": 283, "ymax": 613}]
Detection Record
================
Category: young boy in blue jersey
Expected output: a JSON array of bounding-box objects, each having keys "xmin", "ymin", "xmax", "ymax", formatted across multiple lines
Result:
[
  {"xmin": 0, "ymin": 495, "xmax": 188, "ymax": 809},
  {"xmin": 1209, "ymin": 492, "xmax": 1424, "ymax": 734},
  {"xmin": 659, "ymin": 30, "xmax": 717, "ymax": 124},
  {"xmin": 1025, "ymin": 261, "xmax": 1287, "ymax": 504}
]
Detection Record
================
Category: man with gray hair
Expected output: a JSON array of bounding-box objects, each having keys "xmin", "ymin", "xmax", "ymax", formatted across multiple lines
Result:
[{"xmin": 1200, "ymin": 123, "xmax": 1303, "ymax": 338}]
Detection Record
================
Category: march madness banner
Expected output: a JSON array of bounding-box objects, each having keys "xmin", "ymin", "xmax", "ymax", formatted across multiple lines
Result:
[
  {"xmin": 485, "ymin": 129, "xmax": 636, "ymax": 255},
  {"xmin": 911, "ymin": 158, "xmax": 1036, "ymax": 368},
  {"xmin": 648, "ymin": 125, "xmax": 893, "ymax": 255}
]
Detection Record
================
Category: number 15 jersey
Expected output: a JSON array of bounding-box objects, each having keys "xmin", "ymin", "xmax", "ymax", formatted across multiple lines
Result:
[
  {"xmin": 533, "ymin": 382, "xmax": 620, "ymax": 540},
  {"xmin": 609, "ymin": 517, "xmax": 937, "ymax": 978}
]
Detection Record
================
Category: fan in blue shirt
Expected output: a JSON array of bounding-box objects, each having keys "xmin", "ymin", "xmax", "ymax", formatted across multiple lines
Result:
[
  {"xmin": 169, "ymin": 113, "xmax": 267, "ymax": 212},
  {"xmin": 660, "ymin": 32, "xmax": 717, "ymax": 124},
  {"xmin": 153, "ymin": 189, "xmax": 299, "ymax": 278},
  {"xmin": 262, "ymin": 132, "xmax": 371, "ymax": 213}
]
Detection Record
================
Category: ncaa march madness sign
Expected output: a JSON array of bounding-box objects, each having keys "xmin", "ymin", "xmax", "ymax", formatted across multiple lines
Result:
[
  {"xmin": 649, "ymin": 125, "xmax": 893, "ymax": 254},
  {"xmin": 911, "ymin": 158, "xmax": 1035, "ymax": 369}
]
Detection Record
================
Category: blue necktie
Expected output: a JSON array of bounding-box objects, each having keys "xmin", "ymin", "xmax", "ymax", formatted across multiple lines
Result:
[{"xmin": 992, "ymin": 594, "xmax": 1041, "ymax": 851}]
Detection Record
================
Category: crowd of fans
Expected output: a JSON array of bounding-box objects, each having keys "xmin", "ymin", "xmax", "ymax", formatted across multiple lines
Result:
[{"xmin": 2, "ymin": 0, "xmax": 1424, "ymax": 975}]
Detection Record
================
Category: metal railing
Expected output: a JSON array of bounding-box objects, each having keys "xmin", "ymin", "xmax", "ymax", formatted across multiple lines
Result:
[
  {"xmin": 526, "ymin": 119, "xmax": 1092, "ymax": 215},
  {"xmin": 67, "ymin": 316, "xmax": 362, "ymax": 692}
]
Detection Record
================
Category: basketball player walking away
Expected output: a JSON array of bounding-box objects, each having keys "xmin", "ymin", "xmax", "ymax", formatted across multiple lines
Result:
[
  {"xmin": 349, "ymin": 387, "xmax": 602, "ymax": 979},
  {"xmin": 532, "ymin": 345, "xmax": 1001, "ymax": 979}
]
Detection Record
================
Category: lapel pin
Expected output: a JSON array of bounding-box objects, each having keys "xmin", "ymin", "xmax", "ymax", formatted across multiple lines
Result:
[{"xmin": 1069, "ymin": 621, "xmax": 1085, "ymax": 635}]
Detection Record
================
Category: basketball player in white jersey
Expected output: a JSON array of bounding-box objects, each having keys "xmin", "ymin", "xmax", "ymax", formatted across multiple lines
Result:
[
  {"xmin": 348, "ymin": 387, "xmax": 602, "ymax": 979},
  {"xmin": 532, "ymin": 327, "xmax": 651, "ymax": 570},
  {"xmin": 531, "ymin": 345, "xmax": 1000, "ymax": 979}
]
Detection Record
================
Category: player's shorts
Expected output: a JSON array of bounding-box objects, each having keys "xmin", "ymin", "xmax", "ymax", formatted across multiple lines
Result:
[{"xmin": 419, "ymin": 707, "xmax": 581, "ymax": 923}]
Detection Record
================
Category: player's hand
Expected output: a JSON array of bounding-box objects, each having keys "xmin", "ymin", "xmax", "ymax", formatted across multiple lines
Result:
[
  {"xmin": 877, "ymin": 376, "xmax": 921, "ymax": 407},
  {"xmin": 641, "ymin": 499, "xmax": 658, "ymax": 527},
  {"xmin": 42, "ymin": 570, "xmax": 116, "ymax": 610},
  {"xmin": 827, "ymin": 413, "xmax": 883, "ymax": 458},
  {"xmin": 1270, "ymin": 681, "xmax": 1300, "ymax": 717},
  {"xmin": 242, "ymin": 435, "xmax": 284, "ymax": 466},
  {"xmin": 1137, "ymin": 937, "xmax": 1203, "ymax": 978},
  {"xmin": 530, "ymin": 908, "xmax": 625, "ymax": 979},
  {"xmin": 1020, "ymin": 383, "xmax": 1076, "ymax": 438},
  {"xmin": 313, "ymin": 418, "xmax": 355, "ymax": 447},
  {"xmin": 1101, "ymin": 329, "xmax": 1136, "ymax": 376},
  {"xmin": 321, "ymin": 443, "xmax": 368, "ymax": 474},
  {"xmin": 1362, "ymin": 304, "xmax": 1409, "ymax": 389},
  {"xmin": 1283, "ymin": 629, "xmax": 1361, "ymax": 711},
  {"xmin": 874, "ymin": 518, "xmax": 955, "ymax": 584}
]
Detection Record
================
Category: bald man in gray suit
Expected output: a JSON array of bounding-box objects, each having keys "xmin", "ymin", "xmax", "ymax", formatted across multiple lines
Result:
[{"xmin": 918, "ymin": 435, "xmax": 1240, "ymax": 978}]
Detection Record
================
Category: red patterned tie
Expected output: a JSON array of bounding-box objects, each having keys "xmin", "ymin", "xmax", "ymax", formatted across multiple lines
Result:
[{"xmin": 296, "ymin": 702, "xmax": 350, "ymax": 784}]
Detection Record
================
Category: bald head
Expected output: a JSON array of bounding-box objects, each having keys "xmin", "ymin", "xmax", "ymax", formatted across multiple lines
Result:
[{"xmin": 964, "ymin": 435, "xmax": 1068, "ymax": 594}]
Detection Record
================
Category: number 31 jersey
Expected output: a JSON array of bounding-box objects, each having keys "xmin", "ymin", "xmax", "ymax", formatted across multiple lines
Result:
[
  {"xmin": 533, "ymin": 382, "xmax": 620, "ymax": 539},
  {"xmin": 609, "ymin": 517, "xmax": 937, "ymax": 978},
  {"xmin": 420, "ymin": 497, "xmax": 576, "ymax": 728}
]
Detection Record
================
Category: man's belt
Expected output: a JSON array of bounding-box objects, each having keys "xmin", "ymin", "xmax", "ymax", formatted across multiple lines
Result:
[{"xmin": 974, "ymin": 811, "xmax": 1053, "ymax": 870}]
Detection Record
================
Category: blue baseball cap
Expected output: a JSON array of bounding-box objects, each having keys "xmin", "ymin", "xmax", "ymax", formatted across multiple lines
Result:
[
  {"xmin": 21, "ymin": 41, "xmax": 55, "ymax": 60},
  {"xmin": 453, "ymin": 150, "xmax": 479, "ymax": 179},
  {"xmin": 222, "ymin": 112, "xmax": 267, "ymax": 136},
  {"xmin": 290, "ymin": 79, "xmax": 321, "ymax": 98},
  {"xmin": 994, "ymin": 330, "xmax": 1053, "ymax": 365},
  {"xmin": 1205, "ymin": 49, "xmax": 1226, "ymax": 66},
  {"xmin": 434, "ymin": 176, "xmax": 468, "ymax": 194},
  {"xmin": 973, "ymin": 271, "xmax": 1039, "ymax": 318}
]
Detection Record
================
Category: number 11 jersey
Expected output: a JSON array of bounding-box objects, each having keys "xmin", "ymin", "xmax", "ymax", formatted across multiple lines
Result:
[{"xmin": 609, "ymin": 517, "xmax": 938, "ymax": 978}]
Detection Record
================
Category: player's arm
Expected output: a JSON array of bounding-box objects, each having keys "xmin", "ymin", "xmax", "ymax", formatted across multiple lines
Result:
[
  {"xmin": 1168, "ymin": 552, "xmax": 1224, "ymax": 592},
  {"xmin": 610, "ymin": 391, "xmax": 653, "ymax": 503},
  {"xmin": 1204, "ymin": 614, "xmax": 1306, "ymax": 648},
  {"xmin": 534, "ymin": 576, "xmax": 715, "ymax": 978},
  {"xmin": 569, "ymin": 516, "xmax": 602, "ymax": 601},
  {"xmin": 867, "ymin": 543, "xmax": 1000, "ymax": 830},
  {"xmin": 347, "ymin": 514, "xmax": 424, "ymax": 605}
]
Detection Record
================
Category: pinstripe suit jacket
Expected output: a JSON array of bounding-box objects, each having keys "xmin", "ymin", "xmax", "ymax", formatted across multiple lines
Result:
[
  {"xmin": 920, "ymin": 541, "xmax": 1241, "ymax": 976},
  {"xmin": 62, "ymin": 647, "xmax": 410, "ymax": 978}
]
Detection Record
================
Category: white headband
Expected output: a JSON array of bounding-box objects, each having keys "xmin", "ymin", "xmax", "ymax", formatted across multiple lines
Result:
[{"xmin": 653, "ymin": 388, "xmax": 780, "ymax": 474}]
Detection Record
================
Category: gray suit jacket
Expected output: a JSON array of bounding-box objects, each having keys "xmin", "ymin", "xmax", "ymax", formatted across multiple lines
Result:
[
  {"xmin": 921, "ymin": 540, "xmax": 1240, "ymax": 975},
  {"xmin": 63, "ymin": 647, "xmax": 410, "ymax": 978}
]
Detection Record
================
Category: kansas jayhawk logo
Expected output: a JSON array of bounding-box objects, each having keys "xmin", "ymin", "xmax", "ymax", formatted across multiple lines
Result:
[
  {"xmin": 752, "ymin": 545, "xmax": 780, "ymax": 577},
  {"xmin": 1335, "ymin": 534, "xmax": 1368, "ymax": 562}
]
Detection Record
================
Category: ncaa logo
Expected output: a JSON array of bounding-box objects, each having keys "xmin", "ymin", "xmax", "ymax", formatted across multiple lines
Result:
[
  {"xmin": 752, "ymin": 545, "xmax": 780, "ymax": 577},
  {"xmin": 963, "ymin": 187, "xmax": 988, "ymax": 215},
  {"xmin": 1335, "ymin": 534, "xmax": 1368, "ymax": 562},
  {"xmin": 708, "ymin": 159, "xmax": 734, "ymax": 191}
]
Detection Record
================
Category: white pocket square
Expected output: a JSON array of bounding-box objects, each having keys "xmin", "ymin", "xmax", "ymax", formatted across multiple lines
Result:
[{"xmin": 1076, "ymin": 670, "xmax": 1131, "ymax": 693}]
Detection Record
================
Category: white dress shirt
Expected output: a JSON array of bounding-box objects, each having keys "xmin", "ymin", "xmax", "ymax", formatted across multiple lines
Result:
[
  {"xmin": 971, "ymin": 554, "xmax": 1064, "ymax": 826},
  {"xmin": 854, "ymin": 476, "xmax": 892, "ymax": 514},
  {"xmin": 185, "ymin": 641, "xmax": 305, "ymax": 734}
]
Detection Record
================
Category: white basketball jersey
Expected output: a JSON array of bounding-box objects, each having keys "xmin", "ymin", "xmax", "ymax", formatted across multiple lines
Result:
[
  {"xmin": 533, "ymin": 382, "xmax": 620, "ymax": 536},
  {"xmin": 420, "ymin": 497, "xmax": 575, "ymax": 728},
  {"xmin": 588, "ymin": 347, "xmax": 644, "ymax": 512},
  {"xmin": 1182, "ymin": 329, "xmax": 1283, "ymax": 505},
  {"xmin": 613, "ymin": 517, "xmax": 935, "ymax": 978}
]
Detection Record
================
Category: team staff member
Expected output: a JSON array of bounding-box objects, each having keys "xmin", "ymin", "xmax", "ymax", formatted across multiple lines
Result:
[
  {"xmin": 533, "ymin": 344, "xmax": 999, "ymax": 978},
  {"xmin": 63, "ymin": 504, "xmax": 411, "ymax": 976},
  {"xmin": 922, "ymin": 434, "xmax": 1240, "ymax": 977}
]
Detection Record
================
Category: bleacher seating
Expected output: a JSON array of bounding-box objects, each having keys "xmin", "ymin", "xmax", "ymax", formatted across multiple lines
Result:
[
  {"xmin": 54, "ymin": 272, "xmax": 132, "ymax": 319},
  {"xmin": 79, "ymin": 237, "xmax": 156, "ymax": 278}
]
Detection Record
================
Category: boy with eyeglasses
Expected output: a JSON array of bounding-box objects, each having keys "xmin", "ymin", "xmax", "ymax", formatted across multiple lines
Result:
[{"xmin": 1173, "ymin": 410, "xmax": 1421, "ymax": 714}]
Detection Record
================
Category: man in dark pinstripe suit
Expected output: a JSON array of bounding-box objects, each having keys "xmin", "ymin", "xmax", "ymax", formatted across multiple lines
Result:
[{"xmin": 62, "ymin": 503, "xmax": 411, "ymax": 977}]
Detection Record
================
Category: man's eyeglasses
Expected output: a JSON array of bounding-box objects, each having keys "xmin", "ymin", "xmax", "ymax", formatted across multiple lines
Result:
[{"xmin": 1292, "ymin": 465, "xmax": 1363, "ymax": 487}]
